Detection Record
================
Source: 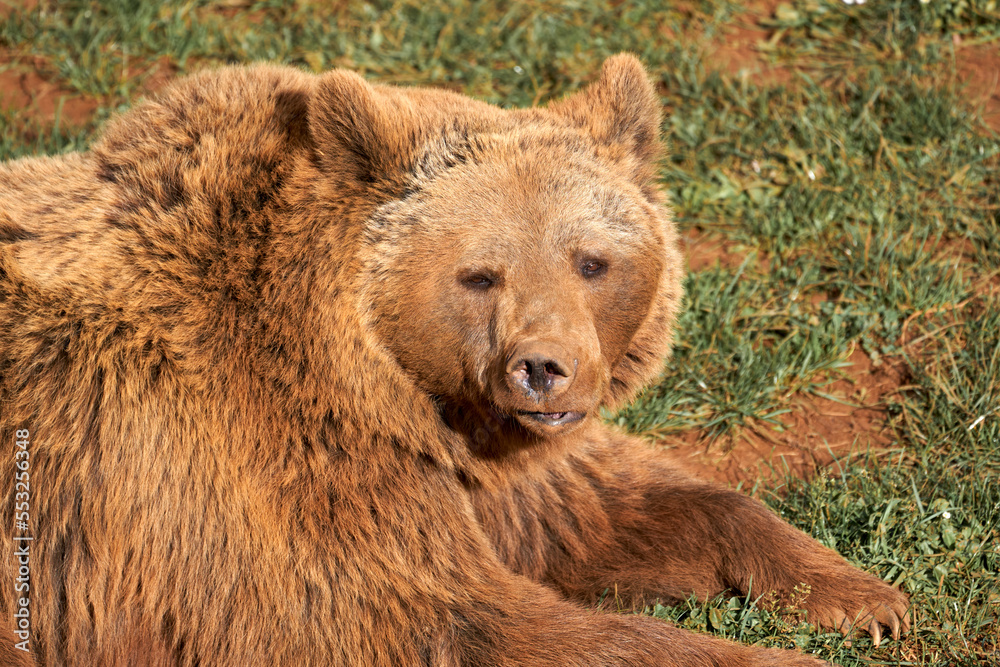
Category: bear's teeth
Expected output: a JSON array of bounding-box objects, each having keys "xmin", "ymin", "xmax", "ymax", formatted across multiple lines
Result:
[{"xmin": 519, "ymin": 410, "xmax": 584, "ymax": 426}]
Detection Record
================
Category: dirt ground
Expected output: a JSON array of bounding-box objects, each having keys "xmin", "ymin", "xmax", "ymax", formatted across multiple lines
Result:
[
  {"xmin": 0, "ymin": 3, "xmax": 994, "ymax": 487},
  {"xmin": 677, "ymin": 223, "xmax": 912, "ymax": 486}
]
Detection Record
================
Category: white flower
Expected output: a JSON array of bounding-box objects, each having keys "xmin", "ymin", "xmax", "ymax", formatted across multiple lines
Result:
[{"xmin": 942, "ymin": 511, "xmax": 952, "ymax": 520}]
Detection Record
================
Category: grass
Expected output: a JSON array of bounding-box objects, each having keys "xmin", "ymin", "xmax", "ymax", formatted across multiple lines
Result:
[
  {"xmin": 1, "ymin": 1, "xmax": 998, "ymax": 664},
  {"xmin": 0, "ymin": 106, "xmax": 92, "ymax": 159}
]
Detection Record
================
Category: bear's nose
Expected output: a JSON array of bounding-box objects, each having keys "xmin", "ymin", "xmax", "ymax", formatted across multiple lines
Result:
[{"xmin": 505, "ymin": 342, "xmax": 576, "ymax": 398}]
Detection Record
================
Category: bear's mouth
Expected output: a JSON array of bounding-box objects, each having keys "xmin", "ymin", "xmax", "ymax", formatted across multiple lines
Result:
[{"xmin": 519, "ymin": 411, "xmax": 586, "ymax": 427}]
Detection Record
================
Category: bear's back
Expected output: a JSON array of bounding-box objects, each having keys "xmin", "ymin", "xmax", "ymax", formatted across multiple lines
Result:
[
  {"xmin": 1, "ymin": 65, "xmax": 314, "ymax": 288},
  {"xmin": 91, "ymin": 64, "xmax": 316, "ymax": 216}
]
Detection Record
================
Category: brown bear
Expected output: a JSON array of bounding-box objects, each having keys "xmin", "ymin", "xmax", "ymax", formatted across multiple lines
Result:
[{"xmin": 0, "ymin": 54, "xmax": 909, "ymax": 666}]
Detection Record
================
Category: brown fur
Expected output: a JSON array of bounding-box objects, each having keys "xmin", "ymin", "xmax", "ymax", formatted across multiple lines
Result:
[{"xmin": 0, "ymin": 55, "xmax": 907, "ymax": 665}]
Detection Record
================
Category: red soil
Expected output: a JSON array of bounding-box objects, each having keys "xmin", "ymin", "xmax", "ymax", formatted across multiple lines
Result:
[
  {"xmin": 954, "ymin": 41, "xmax": 1000, "ymax": 131},
  {"xmin": 0, "ymin": 58, "xmax": 101, "ymax": 125}
]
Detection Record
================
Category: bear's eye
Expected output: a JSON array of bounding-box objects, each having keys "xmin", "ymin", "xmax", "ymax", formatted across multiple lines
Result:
[
  {"xmin": 461, "ymin": 274, "xmax": 495, "ymax": 290},
  {"xmin": 580, "ymin": 259, "xmax": 607, "ymax": 278}
]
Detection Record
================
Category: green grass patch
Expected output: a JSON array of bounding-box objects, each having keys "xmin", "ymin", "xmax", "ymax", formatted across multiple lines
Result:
[{"xmin": 0, "ymin": 106, "xmax": 93, "ymax": 160}]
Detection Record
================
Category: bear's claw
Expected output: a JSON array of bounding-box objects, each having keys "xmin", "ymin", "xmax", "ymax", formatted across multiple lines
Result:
[{"xmin": 805, "ymin": 575, "xmax": 910, "ymax": 647}]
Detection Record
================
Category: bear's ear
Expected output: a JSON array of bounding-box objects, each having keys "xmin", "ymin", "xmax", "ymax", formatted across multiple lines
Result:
[
  {"xmin": 548, "ymin": 54, "xmax": 662, "ymax": 184},
  {"xmin": 308, "ymin": 69, "xmax": 417, "ymax": 184}
]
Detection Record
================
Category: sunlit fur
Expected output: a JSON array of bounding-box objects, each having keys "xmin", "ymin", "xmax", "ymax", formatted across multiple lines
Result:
[{"xmin": 0, "ymin": 55, "xmax": 906, "ymax": 666}]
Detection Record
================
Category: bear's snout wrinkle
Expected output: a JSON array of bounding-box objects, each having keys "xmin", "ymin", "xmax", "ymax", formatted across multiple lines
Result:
[{"xmin": 505, "ymin": 340, "xmax": 576, "ymax": 399}]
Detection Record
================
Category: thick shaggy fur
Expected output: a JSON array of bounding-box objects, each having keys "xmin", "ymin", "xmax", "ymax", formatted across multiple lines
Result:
[{"xmin": 0, "ymin": 55, "xmax": 908, "ymax": 665}]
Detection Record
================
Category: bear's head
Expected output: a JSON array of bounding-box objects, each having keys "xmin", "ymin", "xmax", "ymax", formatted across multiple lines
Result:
[{"xmin": 309, "ymin": 55, "xmax": 683, "ymax": 458}]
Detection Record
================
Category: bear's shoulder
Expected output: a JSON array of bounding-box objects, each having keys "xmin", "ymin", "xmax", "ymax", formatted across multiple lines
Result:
[{"xmin": 90, "ymin": 65, "xmax": 316, "ymax": 190}]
